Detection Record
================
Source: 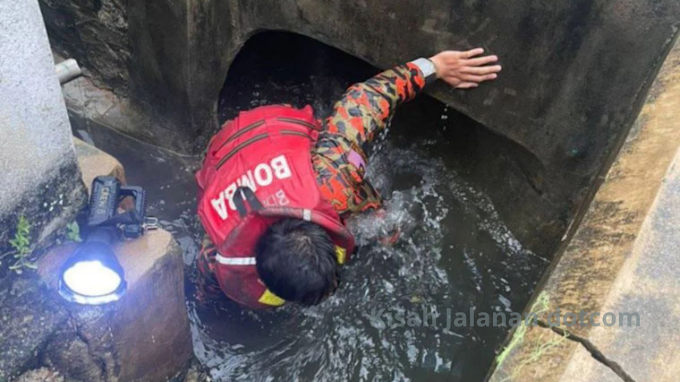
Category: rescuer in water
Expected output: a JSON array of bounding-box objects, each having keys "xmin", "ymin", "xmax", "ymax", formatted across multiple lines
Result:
[{"xmin": 195, "ymin": 48, "xmax": 501, "ymax": 309}]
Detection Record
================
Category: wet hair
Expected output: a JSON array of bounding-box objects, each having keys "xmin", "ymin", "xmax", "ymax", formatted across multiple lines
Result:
[{"xmin": 255, "ymin": 218, "xmax": 338, "ymax": 306}]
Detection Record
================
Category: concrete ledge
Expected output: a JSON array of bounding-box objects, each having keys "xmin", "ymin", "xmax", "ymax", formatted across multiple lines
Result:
[{"xmin": 489, "ymin": 36, "xmax": 680, "ymax": 382}]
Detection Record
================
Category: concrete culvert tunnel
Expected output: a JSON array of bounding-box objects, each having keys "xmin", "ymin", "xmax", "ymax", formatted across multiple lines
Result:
[{"xmin": 2, "ymin": 1, "xmax": 680, "ymax": 382}]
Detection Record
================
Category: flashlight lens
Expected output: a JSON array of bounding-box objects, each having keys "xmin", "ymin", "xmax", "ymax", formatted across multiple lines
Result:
[{"xmin": 62, "ymin": 260, "xmax": 123, "ymax": 297}]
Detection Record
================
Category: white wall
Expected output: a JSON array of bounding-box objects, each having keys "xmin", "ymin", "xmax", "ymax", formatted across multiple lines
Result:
[{"xmin": 0, "ymin": 0, "xmax": 78, "ymax": 216}]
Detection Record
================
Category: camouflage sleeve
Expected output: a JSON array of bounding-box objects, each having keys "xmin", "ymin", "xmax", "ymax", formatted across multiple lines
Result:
[
  {"xmin": 311, "ymin": 63, "xmax": 426, "ymax": 217},
  {"xmin": 324, "ymin": 63, "xmax": 426, "ymax": 147}
]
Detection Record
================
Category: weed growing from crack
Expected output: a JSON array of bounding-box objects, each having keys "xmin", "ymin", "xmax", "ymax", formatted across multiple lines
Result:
[
  {"xmin": 66, "ymin": 221, "xmax": 82, "ymax": 242},
  {"xmin": 495, "ymin": 291, "xmax": 553, "ymax": 381},
  {"xmin": 5, "ymin": 216, "xmax": 36, "ymax": 273},
  {"xmin": 507, "ymin": 321, "xmax": 568, "ymax": 380}
]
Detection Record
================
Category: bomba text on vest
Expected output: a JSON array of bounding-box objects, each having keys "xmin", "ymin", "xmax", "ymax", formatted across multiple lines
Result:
[{"xmin": 210, "ymin": 155, "xmax": 292, "ymax": 220}]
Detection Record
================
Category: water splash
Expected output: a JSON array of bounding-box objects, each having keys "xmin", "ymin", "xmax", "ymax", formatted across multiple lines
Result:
[{"xmin": 189, "ymin": 142, "xmax": 543, "ymax": 382}]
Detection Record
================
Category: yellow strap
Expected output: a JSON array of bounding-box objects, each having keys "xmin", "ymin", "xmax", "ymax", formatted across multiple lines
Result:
[
  {"xmin": 258, "ymin": 289, "xmax": 285, "ymax": 306},
  {"xmin": 335, "ymin": 246, "xmax": 347, "ymax": 265}
]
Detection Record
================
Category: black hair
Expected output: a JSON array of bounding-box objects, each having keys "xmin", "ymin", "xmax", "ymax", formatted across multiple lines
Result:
[{"xmin": 255, "ymin": 218, "xmax": 338, "ymax": 306}]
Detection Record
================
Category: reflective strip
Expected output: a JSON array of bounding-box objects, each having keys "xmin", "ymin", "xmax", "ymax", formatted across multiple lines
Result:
[
  {"xmin": 303, "ymin": 209, "xmax": 312, "ymax": 221},
  {"xmin": 215, "ymin": 254, "xmax": 256, "ymax": 265}
]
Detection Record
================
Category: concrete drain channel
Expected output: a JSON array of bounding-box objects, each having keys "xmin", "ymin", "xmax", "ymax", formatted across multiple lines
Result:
[{"xmin": 2, "ymin": 3, "xmax": 680, "ymax": 382}]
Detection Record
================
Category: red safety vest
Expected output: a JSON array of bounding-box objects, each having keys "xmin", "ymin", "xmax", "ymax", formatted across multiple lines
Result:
[{"xmin": 196, "ymin": 105, "xmax": 356, "ymax": 309}]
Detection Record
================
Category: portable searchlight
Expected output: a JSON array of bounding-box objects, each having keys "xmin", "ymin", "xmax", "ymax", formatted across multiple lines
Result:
[{"xmin": 58, "ymin": 176, "xmax": 158, "ymax": 305}]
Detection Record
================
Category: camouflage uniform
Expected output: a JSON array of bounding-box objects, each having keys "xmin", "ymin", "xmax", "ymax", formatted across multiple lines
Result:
[{"xmin": 197, "ymin": 63, "xmax": 426, "ymax": 300}]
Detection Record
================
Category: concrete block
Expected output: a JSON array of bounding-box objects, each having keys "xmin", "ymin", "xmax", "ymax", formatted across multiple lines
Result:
[
  {"xmin": 29, "ymin": 129, "xmax": 192, "ymax": 382},
  {"xmin": 1, "ymin": 119, "xmax": 192, "ymax": 381},
  {"xmin": 73, "ymin": 138, "xmax": 135, "ymax": 212},
  {"xmin": 37, "ymin": 229, "xmax": 193, "ymax": 382}
]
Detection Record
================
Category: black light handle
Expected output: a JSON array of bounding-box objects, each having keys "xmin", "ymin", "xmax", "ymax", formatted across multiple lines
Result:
[{"xmin": 84, "ymin": 176, "xmax": 149, "ymax": 240}]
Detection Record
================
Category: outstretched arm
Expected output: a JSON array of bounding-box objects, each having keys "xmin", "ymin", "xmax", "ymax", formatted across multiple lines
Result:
[{"xmin": 325, "ymin": 48, "xmax": 501, "ymax": 147}]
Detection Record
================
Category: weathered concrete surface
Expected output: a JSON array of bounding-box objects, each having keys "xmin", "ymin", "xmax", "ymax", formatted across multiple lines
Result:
[
  {"xmin": 14, "ymin": 363, "xmax": 210, "ymax": 382},
  {"xmin": 0, "ymin": 277, "xmax": 71, "ymax": 382},
  {"xmin": 13, "ymin": 368, "xmax": 67, "ymax": 382},
  {"xmin": 41, "ymin": 0, "xmax": 680, "ymax": 160},
  {"xmin": 0, "ymin": 0, "xmax": 87, "ymax": 274},
  {"xmin": 38, "ymin": 0, "xmax": 129, "ymax": 94},
  {"xmin": 37, "ymin": 229, "xmax": 193, "ymax": 382},
  {"xmin": 0, "ymin": 4, "xmax": 86, "ymax": 378},
  {"xmin": 488, "ymin": 36, "xmax": 680, "ymax": 382},
  {"xmin": 58, "ymin": 60, "xmax": 153, "ymax": 154},
  {"xmin": 559, "ymin": 154, "xmax": 680, "ymax": 381}
]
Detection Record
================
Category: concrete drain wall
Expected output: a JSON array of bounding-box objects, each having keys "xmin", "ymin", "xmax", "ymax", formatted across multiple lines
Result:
[
  {"xmin": 488, "ymin": 36, "xmax": 680, "ymax": 382},
  {"xmin": 56, "ymin": 31, "xmax": 680, "ymax": 382}
]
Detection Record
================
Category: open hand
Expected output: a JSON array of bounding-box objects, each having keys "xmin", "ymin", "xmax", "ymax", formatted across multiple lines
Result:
[{"xmin": 429, "ymin": 48, "xmax": 501, "ymax": 89}]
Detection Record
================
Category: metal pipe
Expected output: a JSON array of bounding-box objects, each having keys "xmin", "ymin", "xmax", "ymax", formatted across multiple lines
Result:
[{"xmin": 55, "ymin": 58, "xmax": 82, "ymax": 84}]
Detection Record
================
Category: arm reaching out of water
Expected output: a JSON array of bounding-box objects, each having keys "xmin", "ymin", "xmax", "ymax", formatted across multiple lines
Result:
[
  {"xmin": 323, "ymin": 48, "xmax": 501, "ymax": 147},
  {"xmin": 313, "ymin": 48, "xmax": 500, "ymax": 217},
  {"xmin": 323, "ymin": 63, "xmax": 426, "ymax": 147}
]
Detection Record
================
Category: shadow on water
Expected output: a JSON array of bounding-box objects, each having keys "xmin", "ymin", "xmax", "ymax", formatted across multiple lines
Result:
[{"xmin": 72, "ymin": 31, "xmax": 550, "ymax": 382}]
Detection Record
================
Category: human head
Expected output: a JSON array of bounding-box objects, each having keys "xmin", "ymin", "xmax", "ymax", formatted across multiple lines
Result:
[{"xmin": 255, "ymin": 218, "xmax": 338, "ymax": 306}]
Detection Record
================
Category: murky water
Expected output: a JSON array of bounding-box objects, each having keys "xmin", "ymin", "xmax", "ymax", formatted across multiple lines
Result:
[{"xmin": 73, "ymin": 32, "xmax": 549, "ymax": 382}]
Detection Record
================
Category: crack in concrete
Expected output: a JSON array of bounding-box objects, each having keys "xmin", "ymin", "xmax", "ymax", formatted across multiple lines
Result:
[{"xmin": 537, "ymin": 320, "xmax": 636, "ymax": 382}]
